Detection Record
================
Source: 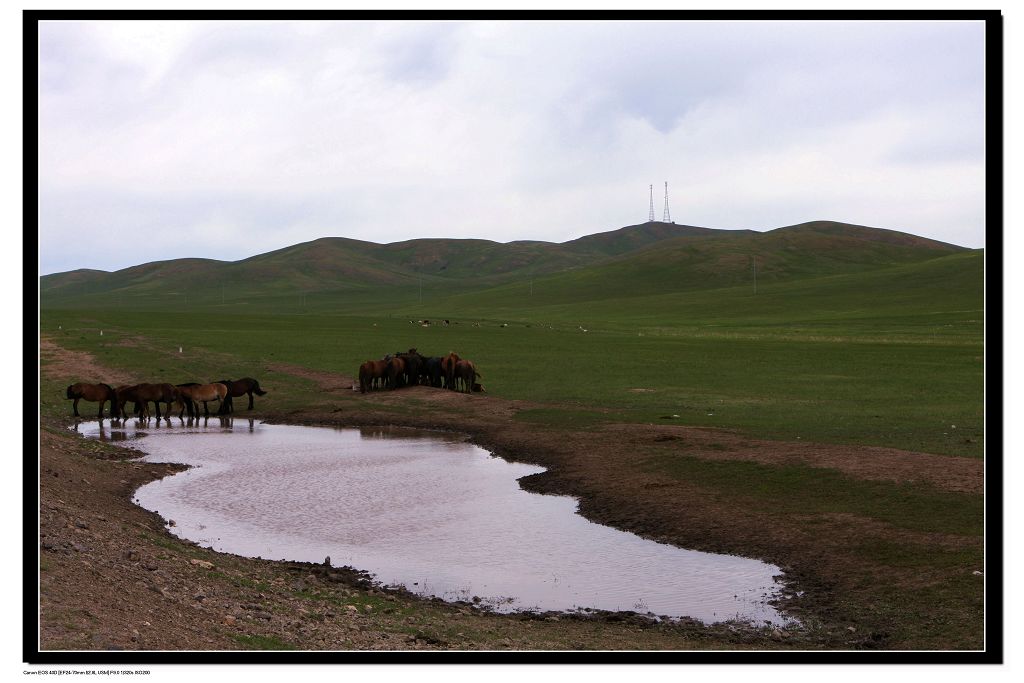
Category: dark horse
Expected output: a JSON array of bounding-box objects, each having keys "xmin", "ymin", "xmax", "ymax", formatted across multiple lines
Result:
[
  {"xmin": 397, "ymin": 349, "xmax": 425, "ymax": 387},
  {"xmin": 214, "ymin": 377, "xmax": 268, "ymax": 412},
  {"xmin": 66, "ymin": 383, "xmax": 119, "ymax": 419},
  {"xmin": 424, "ymin": 357, "xmax": 444, "ymax": 388},
  {"xmin": 115, "ymin": 383, "xmax": 179, "ymax": 419}
]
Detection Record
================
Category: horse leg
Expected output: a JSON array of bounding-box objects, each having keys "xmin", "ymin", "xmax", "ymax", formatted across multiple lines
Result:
[
  {"xmin": 72, "ymin": 397, "xmax": 80, "ymax": 417},
  {"xmin": 97, "ymin": 400, "xmax": 105, "ymax": 419},
  {"xmin": 247, "ymin": 391, "xmax": 254, "ymax": 410},
  {"xmin": 203, "ymin": 401, "xmax": 209, "ymax": 417}
]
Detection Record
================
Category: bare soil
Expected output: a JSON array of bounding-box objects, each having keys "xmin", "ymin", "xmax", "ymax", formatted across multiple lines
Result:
[{"xmin": 36, "ymin": 339, "xmax": 984, "ymax": 653}]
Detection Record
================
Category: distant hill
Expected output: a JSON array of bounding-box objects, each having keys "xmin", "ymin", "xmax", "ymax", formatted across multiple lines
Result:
[
  {"xmin": 561, "ymin": 222, "xmax": 724, "ymax": 256},
  {"xmin": 39, "ymin": 220, "xmax": 969, "ymax": 312},
  {"xmin": 430, "ymin": 220, "xmax": 969, "ymax": 309}
]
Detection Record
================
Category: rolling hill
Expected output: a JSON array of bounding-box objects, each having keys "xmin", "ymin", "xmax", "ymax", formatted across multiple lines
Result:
[{"xmin": 39, "ymin": 220, "xmax": 972, "ymax": 314}]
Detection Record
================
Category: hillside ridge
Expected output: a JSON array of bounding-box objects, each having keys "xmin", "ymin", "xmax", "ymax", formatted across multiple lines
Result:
[{"xmin": 40, "ymin": 220, "xmax": 971, "ymax": 310}]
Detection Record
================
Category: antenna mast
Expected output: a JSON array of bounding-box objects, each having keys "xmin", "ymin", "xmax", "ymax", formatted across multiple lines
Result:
[
  {"xmin": 648, "ymin": 184, "xmax": 655, "ymax": 222},
  {"xmin": 662, "ymin": 181, "xmax": 672, "ymax": 223}
]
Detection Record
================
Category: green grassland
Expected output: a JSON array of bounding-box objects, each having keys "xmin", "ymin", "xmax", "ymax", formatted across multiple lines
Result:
[
  {"xmin": 38, "ymin": 221, "xmax": 987, "ymax": 649},
  {"xmin": 40, "ymin": 247, "xmax": 983, "ymax": 458}
]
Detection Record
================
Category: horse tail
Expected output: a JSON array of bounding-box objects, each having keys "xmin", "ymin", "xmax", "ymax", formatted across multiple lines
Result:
[
  {"xmin": 252, "ymin": 380, "xmax": 267, "ymax": 396},
  {"xmin": 66, "ymin": 385, "xmax": 75, "ymax": 399}
]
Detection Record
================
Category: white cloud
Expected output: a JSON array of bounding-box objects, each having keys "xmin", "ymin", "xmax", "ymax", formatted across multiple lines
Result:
[{"xmin": 37, "ymin": 18, "xmax": 987, "ymax": 274}]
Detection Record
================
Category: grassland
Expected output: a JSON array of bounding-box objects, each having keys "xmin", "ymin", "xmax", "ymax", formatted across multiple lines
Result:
[
  {"xmin": 40, "ymin": 249, "xmax": 984, "ymax": 458},
  {"xmin": 37, "ymin": 222, "xmax": 987, "ymax": 651}
]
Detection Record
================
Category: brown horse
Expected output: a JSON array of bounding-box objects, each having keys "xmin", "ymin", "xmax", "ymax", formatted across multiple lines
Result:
[
  {"xmin": 441, "ymin": 352, "xmax": 461, "ymax": 390},
  {"xmin": 214, "ymin": 378, "xmax": 268, "ymax": 412},
  {"xmin": 66, "ymin": 383, "xmax": 119, "ymax": 419},
  {"xmin": 177, "ymin": 383, "xmax": 229, "ymax": 417},
  {"xmin": 386, "ymin": 355, "xmax": 407, "ymax": 389},
  {"xmin": 358, "ymin": 360, "xmax": 389, "ymax": 393},
  {"xmin": 452, "ymin": 360, "xmax": 478, "ymax": 394},
  {"xmin": 115, "ymin": 383, "xmax": 179, "ymax": 419}
]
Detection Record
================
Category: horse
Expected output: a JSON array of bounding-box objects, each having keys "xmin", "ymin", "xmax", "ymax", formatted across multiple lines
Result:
[
  {"xmin": 386, "ymin": 355, "xmax": 407, "ymax": 390},
  {"xmin": 357, "ymin": 360, "xmax": 384, "ymax": 393},
  {"xmin": 174, "ymin": 383, "xmax": 201, "ymax": 418},
  {"xmin": 176, "ymin": 383, "xmax": 229, "ymax": 417},
  {"xmin": 214, "ymin": 377, "xmax": 268, "ymax": 412},
  {"xmin": 424, "ymin": 357, "xmax": 444, "ymax": 388},
  {"xmin": 398, "ymin": 350, "xmax": 425, "ymax": 387},
  {"xmin": 441, "ymin": 352, "xmax": 461, "ymax": 390},
  {"xmin": 66, "ymin": 383, "xmax": 119, "ymax": 419},
  {"xmin": 452, "ymin": 360, "xmax": 478, "ymax": 394},
  {"xmin": 115, "ymin": 383, "xmax": 179, "ymax": 419}
]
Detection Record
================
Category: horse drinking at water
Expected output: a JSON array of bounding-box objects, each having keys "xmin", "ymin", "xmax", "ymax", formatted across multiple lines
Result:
[
  {"xmin": 176, "ymin": 382, "xmax": 229, "ymax": 417},
  {"xmin": 114, "ymin": 383, "xmax": 180, "ymax": 419},
  {"xmin": 66, "ymin": 383, "xmax": 119, "ymax": 419}
]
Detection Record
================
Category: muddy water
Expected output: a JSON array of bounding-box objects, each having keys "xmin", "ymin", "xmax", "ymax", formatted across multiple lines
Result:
[{"xmin": 74, "ymin": 419, "xmax": 790, "ymax": 625}]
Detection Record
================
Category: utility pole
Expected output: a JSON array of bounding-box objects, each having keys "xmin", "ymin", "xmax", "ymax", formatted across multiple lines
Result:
[{"xmin": 648, "ymin": 184, "xmax": 655, "ymax": 222}]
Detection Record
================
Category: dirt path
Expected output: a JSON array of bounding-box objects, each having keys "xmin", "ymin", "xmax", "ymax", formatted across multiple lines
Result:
[{"xmin": 36, "ymin": 338, "xmax": 985, "ymax": 652}]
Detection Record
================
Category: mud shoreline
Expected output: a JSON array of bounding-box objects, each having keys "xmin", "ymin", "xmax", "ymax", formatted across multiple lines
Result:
[{"xmin": 36, "ymin": 343, "xmax": 984, "ymax": 653}]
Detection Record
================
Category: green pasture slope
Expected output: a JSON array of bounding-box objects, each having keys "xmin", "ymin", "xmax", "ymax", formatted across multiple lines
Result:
[{"xmin": 40, "ymin": 249, "xmax": 983, "ymax": 459}]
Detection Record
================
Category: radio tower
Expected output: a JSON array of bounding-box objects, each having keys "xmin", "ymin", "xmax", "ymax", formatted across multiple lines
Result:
[
  {"xmin": 662, "ymin": 181, "xmax": 672, "ymax": 223},
  {"xmin": 648, "ymin": 184, "xmax": 655, "ymax": 222}
]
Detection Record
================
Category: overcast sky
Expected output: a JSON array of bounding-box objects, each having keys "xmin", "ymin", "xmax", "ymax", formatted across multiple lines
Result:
[{"xmin": 37, "ymin": 19, "xmax": 987, "ymax": 275}]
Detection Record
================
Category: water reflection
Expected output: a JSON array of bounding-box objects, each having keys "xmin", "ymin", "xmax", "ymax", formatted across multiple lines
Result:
[{"xmin": 71, "ymin": 419, "xmax": 792, "ymax": 625}]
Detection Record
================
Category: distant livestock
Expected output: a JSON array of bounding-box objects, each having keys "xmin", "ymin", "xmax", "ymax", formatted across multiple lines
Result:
[{"xmin": 357, "ymin": 349, "xmax": 483, "ymax": 396}]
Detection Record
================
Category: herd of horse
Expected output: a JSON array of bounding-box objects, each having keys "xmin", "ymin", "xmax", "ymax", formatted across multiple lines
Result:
[
  {"xmin": 359, "ymin": 349, "xmax": 482, "ymax": 394},
  {"xmin": 65, "ymin": 378, "xmax": 267, "ymax": 420},
  {"xmin": 66, "ymin": 350, "xmax": 484, "ymax": 420}
]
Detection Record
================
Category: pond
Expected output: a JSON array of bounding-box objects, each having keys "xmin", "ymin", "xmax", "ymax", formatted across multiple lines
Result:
[{"xmin": 74, "ymin": 418, "xmax": 791, "ymax": 625}]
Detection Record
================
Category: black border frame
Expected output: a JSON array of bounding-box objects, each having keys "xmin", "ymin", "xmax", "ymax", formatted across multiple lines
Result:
[{"xmin": 25, "ymin": 8, "xmax": 1004, "ymax": 666}]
